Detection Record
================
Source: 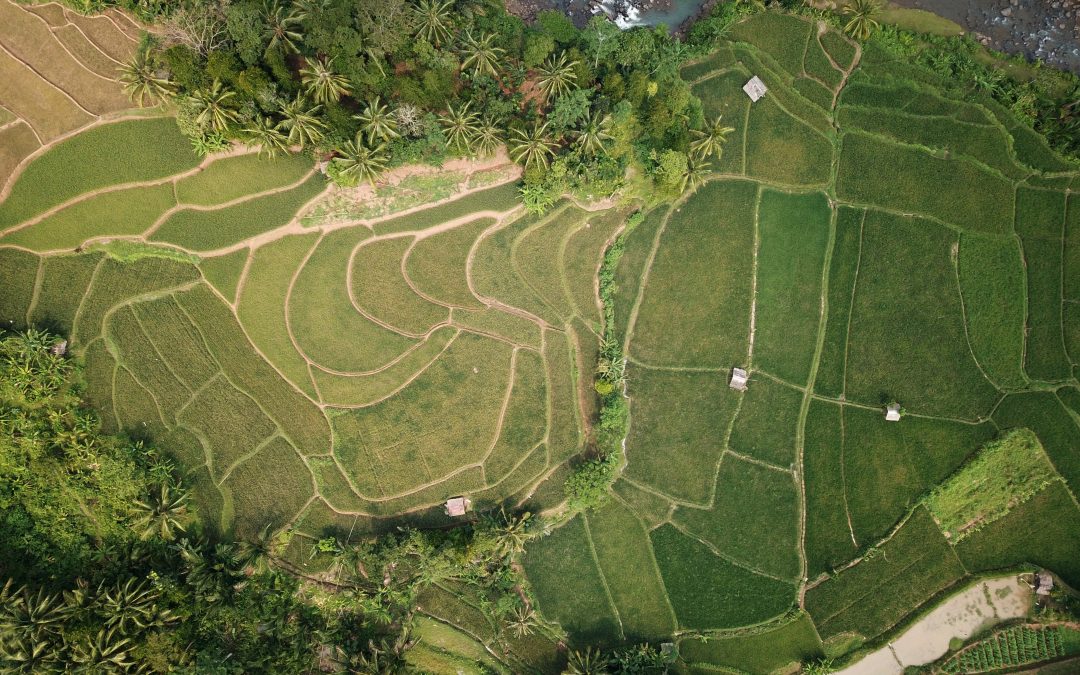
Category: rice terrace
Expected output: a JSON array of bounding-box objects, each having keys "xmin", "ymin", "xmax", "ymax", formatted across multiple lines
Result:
[{"xmin": 0, "ymin": 0, "xmax": 1079, "ymax": 672}]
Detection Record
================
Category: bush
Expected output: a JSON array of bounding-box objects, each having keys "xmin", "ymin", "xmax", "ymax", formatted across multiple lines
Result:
[{"xmin": 564, "ymin": 452, "xmax": 620, "ymax": 511}]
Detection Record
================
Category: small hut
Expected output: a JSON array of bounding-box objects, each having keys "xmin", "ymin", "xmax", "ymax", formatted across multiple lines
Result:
[
  {"xmin": 729, "ymin": 367, "xmax": 748, "ymax": 392},
  {"xmin": 1035, "ymin": 570, "xmax": 1055, "ymax": 596},
  {"xmin": 885, "ymin": 403, "xmax": 901, "ymax": 422},
  {"xmin": 445, "ymin": 496, "xmax": 470, "ymax": 517},
  {"xmin": 743, "ymin": 76, "xmax": 768, "ymax": 102}
]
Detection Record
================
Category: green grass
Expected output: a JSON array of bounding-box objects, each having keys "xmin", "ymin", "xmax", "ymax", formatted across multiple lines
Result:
[
  {"xmin": 836, "ymin": 132, "xmax": 1014, "ymax": 234},
  {"xmin": 1064, "ymin": 193, "xmax": 1080, "ymax": 300},
  {"xmin": 108, "ymin": 305, "xmax": 191, "ymax": 422},
  {"xmin": 586, "ymin": 499, "xmax": 676, "ymax": 641},
  {"xmin": 177, "ymin": 375, "xmax": 277, "ymax": 482},
  {"xmin": 879, "ymin": 7, "xmax": 963, "ymax": 36},
  {"xmin": 728, "ymin": 12, "xmax": 812, "ymax": 78},
  {"xmin": 453, "ymin": 307, "xmax": 543, "ymax": 349},
  {"xmin": 132, "ymin": 295, "xmax": 219, "ymax": 392},
  {"xmin": 523, "ymin": 515, "xmax": 621, "ymax": 645},
  {"xmin": 744, "ymin": 97, "xmax": 832, "ymax": 186},
  {"xmin": 611, "ymin": 479, "xmax": 672, "ymax": 529},
  {"xmin": 1015, "ymin": 187, "xmax": 1066, "ymax": 239},
  {"xmin": 471, "ymin": 210, "xmax": 563, "ymax": 326},
  {"xmin": 542, "ymin": 328, "xmax": 581, "ymax": 465},
  {"xmin": 993, "ymin": 392, "xmax": 1080, "ymax": 496},
  {"xmin": 306, "ymin": 457, "xmax": 369, "ymax": 516},
  {"xmin": 287, "ymin": 227, "xmax": 415, "ymax": 373},
  {"xmin": 474, "ymin": 442, "xmax": 547, "ymax": 509},
  {"xmin": 631, "ymin": 180, "xmax": 755, "ymax": 368},
  {"xmin": 690, "ymin": 70, "xmax": 750, "ymax": 175},
  {"xmin": 803, "ymin": 400, "xmax": 859, "ymax": 577},
  {"xmin": 678, "ymin": 613, "xmax": 824, "ymax": 674},
  {"xmin": 72, "ymin": 256, "xmax": 200, "ymax": 349},
  {"xmin": 650, "ymin": 523, "xmax": 795, "ymax": 630},
  {"xmin": 404, "ymin": 217, "xmax": 492, "ymax": 309},
  {"xmin": 837, "ymin": 106, "xmax": 1026, "ymax": 180},
  {"xmin": 793, "ymin": 76, "xmax": 835, "ymax": 110},
  {"xmin": 820, "ymin": 30, "xmax": 856, "ymax": 70},
  {"xmin": 312, "ymin": 326, "xmax": 457, "ymax": 407},
  {"xmin": 409, "ymin": 617, "xmax": 510, "ymax": 675},
  {"xmin": 673, "ymin": 454, "xmax": 800, "ymax": 579},
  {"xmin": 0, "ymin": 118, "xmax": 198, "ymax": 230},
  {"xmin": 0, "ymin": 183, "xmax": 176, "ymax": 251},
  {"xmin": 294, "ymin": 495, "xmax": 370, "ymax": 542},
  {"xmin": 483, "ymin": 349, "xmax": 547, "ymax": 483},
  {"xmin": 199, "ymin": 248, "xmax": 248, "ymax": 303},
  {"xmin": 112, "ymin": 365, "xmax": 167, "ymax": 436},
  {"xmin": 174, "ymin": 152, "xmax": 313, "ymax": 206},
  {"xmin": 925, "ymin": 429, "xmax": 1059, "ymax": 540},
  {"xmin": 175, "ymin": 284, "xmax": 331, "ymax": 456},
  {"xmin": 330, "ymin": 332, "xmax": 512, "ymax": 496},
  {"xmin": 0, "ymin": 247, "xmax": 39, "ymax": 330},
  {"xmin": 513, "ymin": 206, "xmax": 584, "ymax": 320},
  {"xmin": 220, "ymin": 436, "xmax": 314, "ymax": 538},
  {"xmin": 753, "ymin": 189, "xmax": 831, "ymax": 384},
  {"xmin": 843, "ymin": 210, "xmax": 1000, "ymax": 420},
  {"xmin": 941, "ymin": 625, "xmax": 1080, "ymax": 673},
  {"xmin": 956, "ymin": 480, "xmax": 1080, "ymax": 588},
  {"xmin": 237, "ymin": 234, "xmax": 320, "ymax": 397},
  {"xmin": 349, "ymin": 236, "xmax": 450, "ymax": 335},
  {"xmin": 162, "ymin": 425, "xmax": 209, "ymax": 477},
  {"xmin": 562, "ymin": 209, "xmax": 627, "ymax": 326},
  {"xmin": 80, "ymin": 339, "xmax": 117, "ymax": 432},
  {"xmin": 733, "ymin": 46, "xmax": 832, "ymax": 136},
  {"xmin": 814, "ymin": 206, "xmax": 863, "ymax": 397},
  {"xmin": 369, "ymin": 181, "xmax": 521, "ymax": 235},
  {"xmin": 843, "ymin": 405, "xmax": 995, "ymax": 544},
  {"xmin": 30, "ymin": 252, "xmax": 102, "ymax": 335},
  {"xmin": 804, "ymin": 506, "xmax": 966, "ymax": 640},
  {"xmin": 623, "ymin": 366, "xmax": 738, "ymax": 504},
  {"xmin": 151, "ymin": 173, "xmax": 325, "ymax": 251},
  {"xmin": 680, "ymin": 45, "xmax": 737, "ymax": 82},
  {"xmin": 1059, "ymin": 386, "xmax": 1080, "ymax": 417},
  {"xmin": 610, "ymin": 207, "xmax": 665, "ymax": 346},
  {"xmin": 1021, "ymin": 236, "xmax": 1071, "ymax": 381},
  {"xmin": 803, "ymin": 35, "xmax": 844, "ymax": 88},
  {"xmin": 957, "ymin": 234, "xmax": 1028, "ymax": 388},
  {"xmin": 728, "ymin": 376, "xmax": 802, "ymax": 467}
]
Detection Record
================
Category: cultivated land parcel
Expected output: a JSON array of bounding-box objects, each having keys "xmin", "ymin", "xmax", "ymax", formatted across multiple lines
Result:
[{"xmin": 1, "ymin": 3, "xmax": 1079, "ymax": 672}]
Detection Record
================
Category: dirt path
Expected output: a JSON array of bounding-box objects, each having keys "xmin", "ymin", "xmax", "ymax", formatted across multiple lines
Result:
[{"xmin": 836, "ymin": 575, "xmax": 1033, "ymax": 675}]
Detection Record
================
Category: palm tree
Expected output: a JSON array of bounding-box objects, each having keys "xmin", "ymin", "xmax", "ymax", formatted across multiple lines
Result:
[
  {"xmin": 486, "ymin": 508, "xmax": 533, "ymax": 560},
  {"xmin": 188, "ymin": 80, "xmax": 238, "ymax": 133},
  {"xmin": 413, "ymin": 0, "xmax": 454, "ymax": 47},
  {"xmin": 843, "ymin": 0, "xmax": 882, "ymax": 41},
  {"xmin": 459, "ymin": 29, "xmax": 505, "ymax": 78},
  {"xmin": 509, "ymin": 122, "xmax": 558, "ymax": 170},
  {"xmin": 0, "ymin": 585, "xmax": 66, "ymax": 641},
  {"xmin": 263, "ymin": 0, "xmax": 304, "ymax": 55},
  {"xmin": 573, "ymin": 109, "xmax": 613, "ymax": 157},
  {"xmin": 238, "ymin": 522, "xmax": 277, "ymax": 574},
  {"xmin": 440, "ymin": 101, "xmax": 481, "ymax": 152},
  {"xmin": 244, "ymin": 114, "xmax": 290, "ymax": 157},
  {"xmin": 564, "ymin": 647, "xmax": 609, "ymax": 675},
  {"xmin": 133, "ymin": 482, "xmax": 188, "ymax": 541},
  {"xmin": 99, "ymin": 578, "xmax": 157, "ymax": 632},
  {"xmin": 474, "ymin": 116, "xmax": 502, "ymax": 157},
  {"xmin": 69, "ymin": 627, "xmax": 135, "ymax": 670},
  {"xmin": 0, "ymin": 634, "xmax": 58, "ymax": 672},
  {"xmin": 505, "ymin": 604, "xmax": 537, "ymax": 638},
  {"xmin": 278, "ymin": 94, "xmax": 326, "ymax": 148},
  {"xmin": 118, "ymin": 46, "xmax": 171, "ymax": 107},
  {"xmin": 536, "ymin": 52, "xmax": 579, "ymax": 101},
  {"xmin": 689, "ymin": 115, "xmax": 735, "ymax": 161},
  {"xmin": 334, "ymin": 136, "xmax": 389, "ymax": 185},
  {"xmin": 300, "ymin": 56, "xmax": 350, "ymax": 105},
  {"xmin": 680, "ymin": 155, "xmax": 712, "ymax": 194},
  {"xmin": 355, "ymin": 97, "xmax": 400, "ymax": 144}
]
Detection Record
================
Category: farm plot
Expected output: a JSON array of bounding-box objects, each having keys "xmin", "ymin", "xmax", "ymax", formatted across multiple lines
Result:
[{"xmin": 678, "ymin": 613, "xmax": 823, "ymax": 674}]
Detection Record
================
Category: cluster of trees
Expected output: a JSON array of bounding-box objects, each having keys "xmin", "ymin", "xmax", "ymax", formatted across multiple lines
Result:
[
  {"xmin": 105, "ymin": 0, "xmax": 753, "ymax": 211},
  {"xmin": 0, "ymin": 328, "xmax": 547, "ymax": 672}
]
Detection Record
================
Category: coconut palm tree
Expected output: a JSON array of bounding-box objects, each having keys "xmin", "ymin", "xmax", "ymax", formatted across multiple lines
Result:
[
  {"xmin": 334, "ymin": 135, "xmax": 389, "ymax": 185},
  {"xmin": 509, "ymin": 122, "xmax": 558, "ymax": 170},
  {"xmin": 278, "ymin": 94, "xmax": 326, "ymax": 148},
  {"xmin": 263, "ymin": 0, "xmax": 304, "ymax": 55},
  {"xmin": 300, "ymin": 56, "xmax": 350, "ymax": 105},
  {"xmin": 459, "ymin": 29, "xmax": 505, "ymax": 78},
  {"xmin": 133, "ymin": 482, "xmax": 188, "ymax": 541},
  {"xmin": 487, "ymin": 508, "xmax": 533, "ymax": 560},
  {"xmin": 244, "ymin": 114, "xmax": 290, "ymax": 157},
  {"xmin": 573, "ymin": 109, "xmax": 613, "ymax": 157},
  {"xmin": 474, "ymin": 116, "xmax": 502, "ymax": 157},
  {"xmin": 118, "ymin": 46, "xmax": 171, "ymax": 107},
  {"xmin": 564, "ymin": 647, "xmax": 609, "ymax": 675},
  {"xmin": 536, "ymin": 52, "xmax": 579, "ymax": 101},
  {"xmin": 843, "ymin": 0, "xmax": 882, "ymax": 41},
  {"xmin": 689, "ymin": 115, "xmax": 735, "ymax": 161},
  {"xmin": 440, "ymin": 101, "xmax": 481, "ymax": 152},
  {"xmin": 355, "ymin": 97, "xmax": 400, "ymax": 144},
  {"xmin": 680, "ymin": 155, "xmax": 712, "ymax": 194},
  {"xmin": 189, "ymin": 80, "xmax": 238, "ymax": 133},
  {"xmin": 413, "ymin": 0, "xmax": 454, "ymax": 47},
  {"xmin": 505, "ymin": 605, "xmax": 537, "ymax": 638}
]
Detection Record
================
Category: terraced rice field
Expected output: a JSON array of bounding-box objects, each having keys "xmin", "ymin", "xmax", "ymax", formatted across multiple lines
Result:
[{"xmin": 2, "ymin": 7, "xmax": 1080, "ymax": 674}]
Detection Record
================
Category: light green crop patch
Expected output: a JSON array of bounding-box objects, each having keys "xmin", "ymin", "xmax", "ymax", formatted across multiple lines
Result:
[{"xmin": 924, "ymin": 428, "xmax": 1060, "ymax": 541}]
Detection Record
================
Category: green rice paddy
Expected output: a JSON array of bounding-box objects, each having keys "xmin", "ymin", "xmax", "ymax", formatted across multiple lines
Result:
[{"xmin": 3, "ymin": 8, "xmax": 1080, "ymax": 674}]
